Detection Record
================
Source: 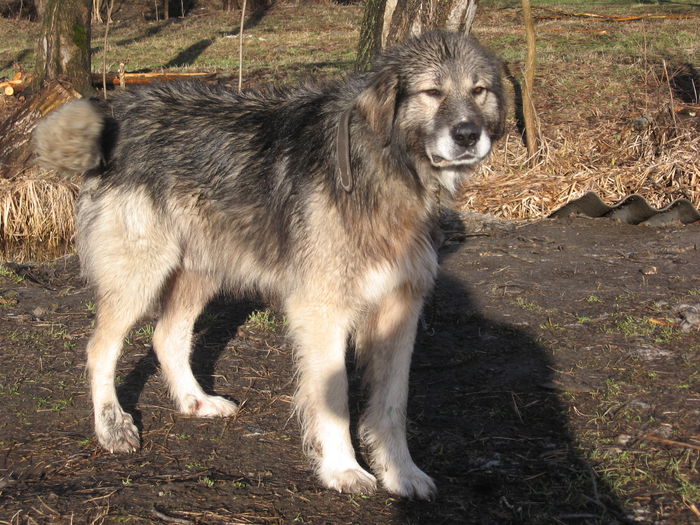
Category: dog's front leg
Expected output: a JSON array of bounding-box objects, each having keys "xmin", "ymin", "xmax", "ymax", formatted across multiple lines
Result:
[
  {"xmin": 356, "ymin": 285, "xmax": 437, "ymax": 500},
  {"xmin": 153, "ymin": 271, "xmax": 238, "ymax": 418},
  {"xmin": 286, "ymin": 297, "xmax": 377, "ymax": 494}
]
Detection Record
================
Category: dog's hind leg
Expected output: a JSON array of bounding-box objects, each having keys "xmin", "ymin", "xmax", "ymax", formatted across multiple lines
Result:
[
  {"xmin": 152, "ymin": 270, "xmax": 238, "ymax": 418},
  {"xmin": 286, "ymin": 295, "xmax": 377, "ymax": 494},
  {"xmin": 356, "ymin": 285, "xmax": 437, "ymax": 500},
  {"xmin": 87, "ymin": 304, "xmax": 143, "ymax": 453},
  {"xmin": 80, "ymin": 189, "xmax": 181, "ymax": 453}
]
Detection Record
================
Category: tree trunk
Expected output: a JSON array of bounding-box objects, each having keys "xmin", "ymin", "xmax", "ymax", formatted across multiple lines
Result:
[
  {"xmin": 35, "ymin": 0, "xmax": 48, "ymax": 18},
  {"xmin": 34, "ymin": 0, "xmax": 93, "ymax": 95},
  {"xmin": 357, "ymin": 0, "xmax": 478, "ymax": 70}
]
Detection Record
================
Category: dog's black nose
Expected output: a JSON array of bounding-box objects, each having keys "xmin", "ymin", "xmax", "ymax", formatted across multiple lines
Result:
[{"xmin": 451, "ymin": 123, "xmax": 481, "ymax": 148}]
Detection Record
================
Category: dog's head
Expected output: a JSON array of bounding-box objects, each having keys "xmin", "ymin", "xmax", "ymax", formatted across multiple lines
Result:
[{"xmin": 356, "ymin": 31, "xmax": 506, "ymax": 194}]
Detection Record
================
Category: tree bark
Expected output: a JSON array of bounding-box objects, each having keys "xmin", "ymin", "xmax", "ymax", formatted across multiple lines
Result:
[
  {"xmin": 34, "ymin": 0, "xmax": 93, "ymax": 95},
  {"xmin": 357, "ymin": 0, "xmax": 478, "ymax": 70},
  {"xmin": 356, "ymin": 0, "xmax": 386, "ymax": 72}
]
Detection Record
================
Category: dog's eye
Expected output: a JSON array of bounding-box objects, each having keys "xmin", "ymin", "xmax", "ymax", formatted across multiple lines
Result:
[
  {"xmin": 423, "ymin": 89, "xmax": 443, "ymax": 98},
  {"xmin": 472, "ymin": 86, "xmax": 487, "ymax": 96}
]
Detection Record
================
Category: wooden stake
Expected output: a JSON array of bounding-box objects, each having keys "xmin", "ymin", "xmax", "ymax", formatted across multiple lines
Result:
[
  {"xmin": 238, "ymin": 0, "xmax": 247, "ymax": 91},
  {"xmin": 521, "ymin": 0, "xmax": 539, "ymax": 166},
  {"xmin": 101, "ymin": 0, "xmax": 115, "ymax": 99}
]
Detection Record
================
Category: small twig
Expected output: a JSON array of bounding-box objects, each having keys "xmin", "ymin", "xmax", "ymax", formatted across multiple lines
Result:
[
  {"xmin": 82, "ymin": 489, "xmax": 118, "ymax": 504},
  {"xmin": 511, "ymin": 392, "xmax": 524, "ymax": 424},
  {"xmin": 587, "ymin": 466, "xmax": 604, "ymax": 510},
  {"xmin": 683, "ymin": 497, "xmax": 700, "ymax": 520},
  {"xmin": 642, "ymin": 434, "xmax": 700, "ymax": 451},
  {"xmin": 662, "ymin": 59, "xmax": 679, "ymax": 132},
  {"xmin": 101, "ymin": 0, "xmax": 115, "ymax": 99},
  {"xmin": 36, "ymin": 496, "xmax": 60, "ymax": 516},
  {"xmin": 152, "ymin": 507, "xmax": 195, "ymax": 525}
]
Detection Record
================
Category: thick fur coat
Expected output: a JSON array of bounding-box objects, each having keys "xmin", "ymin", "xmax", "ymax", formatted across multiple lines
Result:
[{"xmin": 33, "ymin": 31, "xmax": 506, "ymax": 499}]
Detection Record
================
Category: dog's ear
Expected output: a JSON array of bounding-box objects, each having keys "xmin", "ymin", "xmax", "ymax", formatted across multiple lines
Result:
[
  {"xmin": 488, "ymin": 64, "xmax": 509, "ymax": 141},
  {"xmin": 484, "ymin": 69, "xmax": 508, "ymax": 142},
  {"xmin": 490, "ymin": 86, "xmax": 508, "ymax": 141},
  {"xmin": 355, "ymin": 69, "xmax": 399, "ymax": 143}
]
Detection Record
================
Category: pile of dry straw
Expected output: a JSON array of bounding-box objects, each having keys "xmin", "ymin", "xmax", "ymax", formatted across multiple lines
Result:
[{"xmin": 462, "ymin": 102, "xmax": 699, "ymax": 220}]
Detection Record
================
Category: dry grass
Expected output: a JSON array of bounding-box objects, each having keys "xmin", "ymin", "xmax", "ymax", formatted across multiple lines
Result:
[
  {"xmin": 0, "ymin": 169, "xmax": 78, "ymax": 258},
  {"xmin": 465, "ymin": 3, "xmax": 700, "ymax": 221},
  {"xmin": 462, "ymin": 86, "xmax": 699, "ymax": 220}
]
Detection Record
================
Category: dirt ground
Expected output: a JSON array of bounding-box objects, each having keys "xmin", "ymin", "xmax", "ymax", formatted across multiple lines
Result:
[
  {"xmin": 1, "ymin": 1, "xmax": 699, "ymax": 522},
  {"xmin": 1, "ymin": 214, "xmax": 699, "ymax": 524}
]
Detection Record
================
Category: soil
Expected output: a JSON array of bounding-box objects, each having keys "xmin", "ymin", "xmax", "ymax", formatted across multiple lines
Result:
[{"xmin": 1, "ymin": 215, "xmax": 699, "ymax": 524}]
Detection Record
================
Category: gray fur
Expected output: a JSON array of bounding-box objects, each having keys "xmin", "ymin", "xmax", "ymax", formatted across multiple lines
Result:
[
  {"xmin": 33, "ymin": 31, "xmax": 506, "ymax": 500},
  {"xmin": 34, "ymin": 99, "xmax": 105, "ymax": 175}
]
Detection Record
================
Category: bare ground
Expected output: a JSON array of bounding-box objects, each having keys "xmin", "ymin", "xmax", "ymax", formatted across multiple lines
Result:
[
  {"xmin": 1, "ymin": 215, "xmax": 699, "ymax": 524},
  {"xmin": 1, "ymin": 2, "xmax": 699, "ymax": 523}
]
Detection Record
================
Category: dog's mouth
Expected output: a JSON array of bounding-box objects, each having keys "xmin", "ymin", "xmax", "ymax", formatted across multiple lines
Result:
[
  {"xmin": 426, "ymin": 128, "xmax": 492, "ymax": 170},
  {"xmin": 428, "ymin": 152, "xmax": 479, "ymax": 169}
]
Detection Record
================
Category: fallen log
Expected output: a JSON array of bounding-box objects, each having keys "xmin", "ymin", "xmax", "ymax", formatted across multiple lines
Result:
[
  {"xmin": 91, "ymin": 71, "xmax": 219, "ymax": 86},
  {"xmin": 541, "ymin": 29, "xmax": 608, "ymax": 35},
  {"xmin": 0, "ymin": 72, "xmax": 34, "ymax": 96},
  {"xmin": 534, "ymin": 7, "xmax": 696, "ymax": 22},
  {"xmin": 1, "ymin": 71, "xmax": 222, "ymax": 97}
]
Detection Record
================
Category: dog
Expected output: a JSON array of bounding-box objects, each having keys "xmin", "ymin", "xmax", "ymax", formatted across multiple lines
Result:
[{"xmin": 33, "ymin": 30, "xmax": 506, "ymax": 500}]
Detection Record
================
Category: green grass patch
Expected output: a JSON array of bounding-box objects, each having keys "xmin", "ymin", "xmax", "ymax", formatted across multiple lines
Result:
[
  {"xmin": 0, "ymin": 264, "xmax": 24, "ymax": 284},
  {"xmin": 1, "ymin": 4, "xmax": 362, "ymax": 80},
  {"xmin": 601, "ymin": 313, "xmax": 683, "ymax": 343},
  {"xmin": 246, "ymin": 309, "xmax": 285, "ymax": 333}
]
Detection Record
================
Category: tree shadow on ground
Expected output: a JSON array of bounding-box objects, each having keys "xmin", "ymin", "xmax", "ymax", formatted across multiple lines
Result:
[
  {"xmin": 397, "ymin": 237, "xmax": 632, "ymax": 523},
  {"xmin": 163, "ymin": 5, "xmax": 271, "ymax": 69},
  {"xmin": 114, "ymin": 19, "xmax": 179, "ymax": 47},
  {"xmin": 164, "ymin": 38, "xmax": 217, "ymax": 69},
  {"xmin": 110, "ymin": 220, "xmax": 632, "ymax": 522},
  {"xmin": 1, "ymin": 48, "xmax": 31, "ymax": 75}
]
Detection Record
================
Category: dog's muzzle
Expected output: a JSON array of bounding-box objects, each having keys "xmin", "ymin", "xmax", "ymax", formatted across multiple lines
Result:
[{"xmin": 427, "ymin": 123, "xmax": 492, "ymax": 169}]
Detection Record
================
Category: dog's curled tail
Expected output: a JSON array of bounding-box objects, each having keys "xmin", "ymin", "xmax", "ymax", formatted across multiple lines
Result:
[{"xmin": 33, "ymin": 99, "xmax": 105, "ymax": 176}]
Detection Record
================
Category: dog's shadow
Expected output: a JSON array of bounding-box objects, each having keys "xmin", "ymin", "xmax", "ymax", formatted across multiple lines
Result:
[
  {"xmin": 112, "ymin": 217, "xmax": 631, "ymax": 521},
  {"xmin": 396, "ymin": 223, "xmax": 630, "ymax": 523},
  {"xmin": 115, "ymin": 297, "xmax": 260, "ymax": 429}
]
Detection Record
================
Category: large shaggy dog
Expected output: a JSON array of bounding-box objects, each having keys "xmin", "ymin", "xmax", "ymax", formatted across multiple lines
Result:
[{"xmin": 34, "ymin": 31, "xmax": 505, "ymax": 499}]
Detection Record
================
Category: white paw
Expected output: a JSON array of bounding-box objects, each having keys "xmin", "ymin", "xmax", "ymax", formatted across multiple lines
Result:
[
  {"xmin": 380, "ymin": 463, "xmax": 437, "ymax": 500},
  {"xmin": 95, "ymin": 403, "xmax": 139, "ymax": 453},
  {"xmin": 319, "ymin": 465, "xmax": 377, "ymax": 494},
  {"xmin": 180, "ymin": 394, "xmax": 239, "ymax": 417}
]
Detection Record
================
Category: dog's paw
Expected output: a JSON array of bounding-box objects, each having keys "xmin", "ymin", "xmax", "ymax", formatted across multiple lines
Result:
[
  {"xmin": 319, "ymin": 464, "xmax": 377, "ymax": 494},
  {"xmin": 181, "ymin": 394, "xmax": 239, "ymax": 418},
  {"xmin": 381, "ymin": 463, "xmax": 437, "ymax": 501},
  {"xmin": 95, "ymin": 404, "xmax": 139, "ymax": 453}
]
